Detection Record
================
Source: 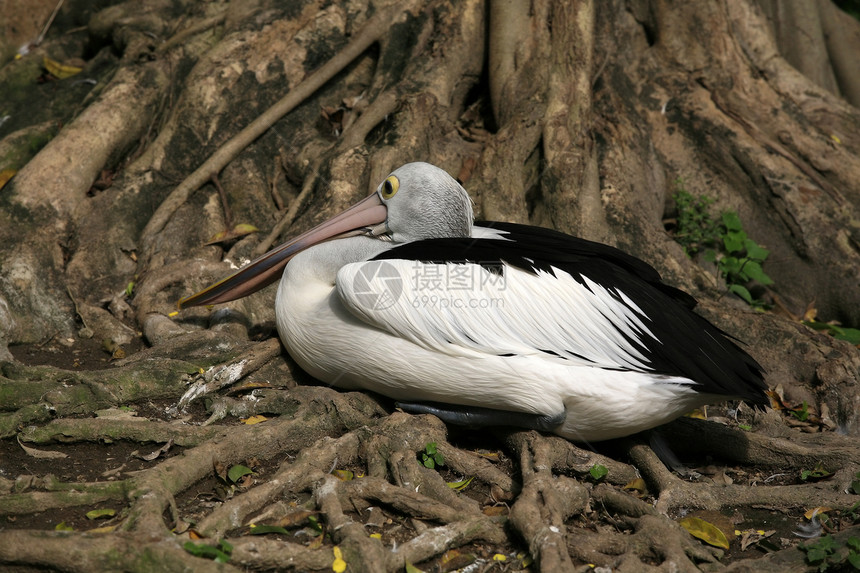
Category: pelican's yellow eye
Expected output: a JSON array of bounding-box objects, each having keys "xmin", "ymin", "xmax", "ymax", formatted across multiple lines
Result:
[{"xmin": 381, "ymin": 175, "xmax": 399, "ymax": 199}]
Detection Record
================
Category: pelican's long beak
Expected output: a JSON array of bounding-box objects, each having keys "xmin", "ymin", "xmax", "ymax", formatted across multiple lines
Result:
[{"xmin": 178, "ymin": 192, "xmax": 387, "ymax": 308}]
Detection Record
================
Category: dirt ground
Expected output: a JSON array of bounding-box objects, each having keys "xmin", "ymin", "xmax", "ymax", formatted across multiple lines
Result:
[{"xmin": 3, "ymin": 331, "xmax": 859, "ymax": 572}]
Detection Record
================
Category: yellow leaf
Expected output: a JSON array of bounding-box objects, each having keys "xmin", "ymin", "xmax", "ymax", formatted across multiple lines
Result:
[
  {"xmin": 205, "ymin": 224, "xmax": 259, "ymax": 245},
  {"xmin": 447, "ymin": 476, "xmax": 474, "ymax": 491},
  {"xmin": 168, "ymin": 310, "xmax": 179, "ymax": 317},
  {"xmin": 685, "ymin": 407, "xmax": 707, "ymax": 419},
  {"xmin": 492, "ymin": 553, "xmax": 507, "ymax": 561},
  {"xmin": 441, "ymin": 549, "xmax": 461, "ymax": 564},
  {"xmin": 804, "ymin": 506, "xmax": 832, "ymax": 520},
  {"xmin": 241, "ymin": 415, "xmax": 268, "ymax": 425},
  {"xmin": 370, "ymin": 533, "xmax": 381, "ymax": 539},
  {"xmin": 802, "ymin": 301, "xmax": 818, "ymax": 322},
  {"xmin": 0, "ymin": 169, "xmax": 16, "ymax": 191},
  {"xmin": 43, "ymin": 56, "xmax": 83, "ymax": 79},
  {"xmin": 332, "ymin": 469, "xmax": 354, "ymax": 481},
  {"xmin": 830, "ymin": 134, "xmax": 841, "ymax": 144},
  {"xmin": 55, "ymin": 521, "xmax": 73, "ymax": 531},
  {"xmin": 679, "ymin": 516, "xmax": 730, "ymax": 549},
  {"xmin": 233, "ymin": 223, "xmax": 259, "ymax": 234},
  {"xmin": 88, "ymin": 525, "xmax": 117, "ymax": 534},
  {"xmin": 332, "ymin": 546, "xmax": 347, "ymax": 573},
  {"xmin": 623, "ymin": 478, "xmax": 647, "ymax": 494}
]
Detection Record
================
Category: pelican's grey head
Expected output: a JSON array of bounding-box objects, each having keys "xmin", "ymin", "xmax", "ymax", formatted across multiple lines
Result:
[{"xmin": 375, "ymin": 162, "xmax": 474, "ymax": 242}]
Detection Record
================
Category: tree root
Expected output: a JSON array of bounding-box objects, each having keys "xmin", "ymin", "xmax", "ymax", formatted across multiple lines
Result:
[
  {"xmin": 629, "ymin": 442, "xmax": 860, "ymax": 514},
  {"xmin": 3, "ymin": 382, "xmax": 858, "ymax": 571},
  {"xmin": 508, "ymin": 433, "xmax": 589, "ymax": 572},
  {"xmin": 0, "ymin": 529, "xmax": 241, "ymax": 573},
  {"xmin": 0, "ymin": 331, "xmax": 256, "ymax": 438}
]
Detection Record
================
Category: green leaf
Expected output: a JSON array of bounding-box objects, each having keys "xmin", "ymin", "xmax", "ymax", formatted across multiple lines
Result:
[
  {"xmin": 85, "ymin": 508, "xmax": 116, "ymax": 520},
  {"xmin": 801, "ymin": 462, "xmax": 832, "ymax": 481},
  {"xmin": 729, "ymin": 284, "xmax": 753, "ymax": 304},
  {"xmin": 184, "ymin": 541, "xmax": 231, "ymax": 563},
  {"xmin": 421, "ymin": 443, "xmax": 444, "ymax": 468},
  {"xmin": 723, "ymin": 230, "xmax": 747, "ymax": 253},
  {"xmin": 792, "ymin": 401, "xmax": 809, "ymax": 422},
  {"xmin": 589, "ymin": 464, "xmax": 608, "ymax": 481},
  {"xmin": 834, "ymin": 328, "xmax": 860, "ymax": 345},
  {"xmin": 805, "ymin": 547, "xmax": 827, "ymax": 563},
  {"xmin": 720, "ymin": 256, "xmax": 742, "ymax": 275},
  {"xmin": 819, "ymin": 535, "xmax": 839, "ymax": 552},
  {"xmin": 722, "ymin": 211, "xmax": 743, "ymax": 232},
  {"xmin": 55, "ymin": 521, "xmax": 74, "ymax": 531},
  {"xmin": 803, "ymin": 322, "xmax": 860, "ymax": 345},
  {"xmin": 740, "ymin": 260, "xmax": 774, "ymax": 285},
  {"xmin": 743, "ymin": 238, "xmax": 770, "ymax": 261},
  {"xmin": 227, "ymin": 464, "xmax": 254, "ymax": 483}
]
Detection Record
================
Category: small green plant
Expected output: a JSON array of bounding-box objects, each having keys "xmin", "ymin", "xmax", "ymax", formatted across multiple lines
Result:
[
  {"xmin": 803, "ymin": 320, "xmax": 860, "ymax": 346},
  {"xmin": 420, "ymin": 442, "xmax": 445, "ymax": 469},
  {"xmin": 844, "ymin": 501, "xmax": 860, "ymax": 524},
  {"xmin": 672, "ymin": 186, "xmax": 720, "ymax": 256},
  {"xmin": 792, "ymin": 400, "xmax": 810, "ymax": 422},
  {"xmin": 307, "ymin": 515, "xmax": 324, "ymax": 535},
  {"xmin": 800, "ymin": 462, "xmax": 832, "ymax": 482},
  {"xmin": 798, "ymin": 534, "xmax": 860, "ymax": 572},
  {"xmin": 671, "ymin": 181, "xmax": 773, "ymax": 307},
  {"xmin": 588, "ymin": 464, "xmax": 608, "ymax": 482},
  {"xmin": 184, "ymin": 539, "xmax": 233, "ymax": 563}
]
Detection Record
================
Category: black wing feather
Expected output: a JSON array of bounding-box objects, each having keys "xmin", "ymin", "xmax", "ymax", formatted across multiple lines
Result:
[{"xmin": 373, "ymin": 221, "xmax": 767, "ymax": 404}]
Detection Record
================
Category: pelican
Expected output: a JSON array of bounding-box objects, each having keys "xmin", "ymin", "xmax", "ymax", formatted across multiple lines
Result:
[{"xmin": 179, "ymin": 162, "xmax": 767, "ymax": 441}]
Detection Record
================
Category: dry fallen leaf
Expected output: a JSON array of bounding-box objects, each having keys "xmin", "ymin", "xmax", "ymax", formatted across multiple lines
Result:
[
  {"xmin": 679, "ymin": 516, "xmax": 730, "ymax": 549},
  {"xmin": 205, "ymin": 224, "xmax": 259, "ymax": 245},
  {"xmin": 0, "ymin": 169, "xmax": 16, "ymax": 191},
  {"xmin": 17, "ymin": 435, "xmax": 67, "ymax": 459},
  {"xmin": 43, "ymin": 56, "xmax": 83, "ymax": 79},
  {"xmin": 623, "ymin": 477, "xmax": 648, "ymax": 496},
  {"xmin": 804, "ymin": 506, "xmax": 832, "ymax": 520}
]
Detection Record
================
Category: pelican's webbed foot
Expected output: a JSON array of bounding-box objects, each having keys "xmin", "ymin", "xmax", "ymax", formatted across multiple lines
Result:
[{"xmin": 396, "ymin": 401, "xmax": 565, "ymax": 432}]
